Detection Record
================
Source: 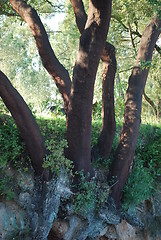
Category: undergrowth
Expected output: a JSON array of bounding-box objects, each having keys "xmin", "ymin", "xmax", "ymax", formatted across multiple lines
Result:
[
  {"xmin": 0, "ymin": 110, "xmax": 160, "ymax": 210},
  {"xmin": 73, "ymin": 172, "xmax": 109, "ymax": 215},
  {"xmin": 122, "ymin": 123, "xmax": 161, "ymax": 209}
]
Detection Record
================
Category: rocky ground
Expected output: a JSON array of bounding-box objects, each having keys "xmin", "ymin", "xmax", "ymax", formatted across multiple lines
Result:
[{"xmin": 0, "ymin": 168, "xmax": 161, "ymax": 240}]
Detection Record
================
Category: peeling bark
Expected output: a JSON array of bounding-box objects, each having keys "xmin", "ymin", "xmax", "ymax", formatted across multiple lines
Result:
[
  {"xmin": 108, "ymin": 14, "xmax": 161, "ymax": 207},
  {"xmin": 9, "ymin": 0, "xmax": 71, "ymax": 113},
  {"xmin": 0, "ymin": 71, "xmax": 46, "ymax": 178}
]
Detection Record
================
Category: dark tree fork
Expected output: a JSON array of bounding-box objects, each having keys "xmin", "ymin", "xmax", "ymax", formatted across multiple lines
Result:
[{"xmin": 0, "ymin": 0, "xmax": 160, "ymax": 208}]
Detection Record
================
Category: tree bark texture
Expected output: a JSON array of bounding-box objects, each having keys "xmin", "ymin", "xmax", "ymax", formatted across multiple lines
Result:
[
  {"xmin": 0, "ymin": 71, "xmax": 46, "ymax": 177},
  {"xmin": 10, "ymin": 0, "xmax": 114, "ymax": 177},
  {"xmin": 95, "ymin": 42, "xmax": 116, "ymax": 159},
  {"xmin": 66, "ymin": 0, "xmax": 112, "ymax": 175},
  {"xmin": 9, "ymin": 0, "xmax": 71, "ymax": 113},
  {"xmin": 70, "ymin": 0, "xmax": 116, "ymax": 161},
  {"xmin": 109, "ymin": 14, "xmax": 161, "ymax": 207}
]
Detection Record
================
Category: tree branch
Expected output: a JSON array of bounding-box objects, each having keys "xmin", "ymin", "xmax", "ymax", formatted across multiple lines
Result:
[
  {"xmin": 9, "ymin": 0, "xmax": 72, "ymax": 112},
  {"xmin": 0, "ymin": 71, "xmax": 47, "ymax": 178},
  {"xmin": 70, "ymin": 0, "xmax": 87, "ymax": 33},
  {"xmin": 143, "ymin": 91, "xmax": 158, "ymax": 119},
  {"xmin": 45, "ymin": 0, "xmax": 65, "ymax": 12},
  {"xmin": 109, "ymin": 14, "xmax": 161, "ymax": 207},
  {"xmin": 112, "ymin": 15, "xmax": 161, "ymax": 55},
  {"xmin": 128, "ymin": 22, "xmax": 137, "ymax": 55},
  {"xmin": 0, "ymin": 11, "xmax": 18, "ymax": 16}
]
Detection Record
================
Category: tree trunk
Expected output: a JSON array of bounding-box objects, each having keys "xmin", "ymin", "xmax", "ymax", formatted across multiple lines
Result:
[
  {"xmin": 93, "ymin": 42, "xmax": 116, "ymax": 160},
  {"xmin": 108, "ymin": 14, "xmax": 161, "ymax": 207},
  {"xmin": 9, "ymin": 0, "xmax": 71, "ymax": 114},
  {"xmin": 66, "ymin": 0, "xmax": 112, "ymax": 176},
  {"xmin": 70, "ymin": 0, "xmax": 116, "ymax": 162},
  {"xmin": 0, "ymin": 71, "xmax": 47, "ymax": 178}
]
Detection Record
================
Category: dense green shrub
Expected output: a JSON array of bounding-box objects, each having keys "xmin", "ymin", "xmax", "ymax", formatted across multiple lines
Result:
[
  {"xmin": 43, "ymin": 138, "xmax": 73, "ymax": 177},
  {"xmin": 122, "ymin": 124, "xmax": 161, "ymax": 209},
  {"xmin": 0, "ymin": 117, "xmax": 26, "ymax": 170},
  {"xmin": 73, "ymin": 172, "xmax": 109, "ymax": 215},
  {"xmin": 0, "ymin": 111, "xmax": 160, "ymax": 209},
  {"xmin": 0, "ymin": 116, "xmax": 26, "ymax": 199}
]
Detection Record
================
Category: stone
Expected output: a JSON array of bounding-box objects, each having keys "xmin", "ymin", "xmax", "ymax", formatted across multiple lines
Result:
[
  {"xmin": 48, "ymin": 219, "xmax": 69, "ymax": 240},
  {"xmin": 17, "ymin": 172, "xmax": 34, "ymax": 192},
  {"xmin": 105, "ymin": 224, "xmax": 118, "ymax": 239},
  {"xmin": 0, "ymin": 201, "xmax": 29, "ymax": 239},
  {"xmin": 116, "ymin": 220, "xmax": 137, "ymax": 240}
]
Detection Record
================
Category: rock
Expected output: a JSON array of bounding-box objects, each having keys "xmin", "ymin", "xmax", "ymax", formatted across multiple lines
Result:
[
  {"xmin": 116, "ymin": 220, "xmax": 140, "ymax": 240},
  {"xmin": 48, "ymin": 218, "xmax": 69, "ymax": 240},
  {"xmin": 28, "ymin": 177, "xmax": 61, "ymax": 240},
  {"xmin": 63, "ymin": 215, "xmax": 84, "ymax": 240},
  {"xmin": 104, "ymin": 224, "xmax": 118, "ymax": 239},
  {"xmin": 18, "ymin": 192, "xmax": 31, "ymax": 208},
  {"xmin": 152, "ymin": 187, "xmax": 161, "ymax": 217},
  {"xmin": 98, "ymin": 200, "xmax": 121, "ymax": 225},
  {"xmin": 17, "ymin": 172, "xmax": 34, "ymax": 192},
  {"xmin": 0, "ymin": 201, "xmax": 29, "ymax": 239}
]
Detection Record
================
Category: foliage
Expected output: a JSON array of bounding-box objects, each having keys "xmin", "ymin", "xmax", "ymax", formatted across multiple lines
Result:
[
  {"xmin": 143, "ymin": 54, "xmax": 161, "ymax": 119},
  {"xmin": 137, "ymin": 124, "xmax": 161, "ymax": 178},
  {"xmin": 0, "ymin": 115, "xmax": 29, "ymax": 200},
  {"xmin": 0, "ymin": 173, "xmax": 14, "ymax": 200},
  {"xmin": 91, "ymin": 118, "xmax": 101, "ymax": 147},
  {"xmin": 73, "ymin": 172, "xmax": 109, "ymax": 215},
  {"xmin": 122, "ymin": 123, "xmax": 161, "ymax": 209},
  {"xmin": 122, "ymin": 158, "xmax": 155, "ymax": 210},
  {"xmin": 140, "ymin": 59, "xmax": 152, "ymax": 70},
  {"xmin": 38, "ymin": 115, "xmax": 66, "ymax": 141},
  {"xmin": 0, "ymin": 109, "xmax": 160, "ymax": 209},
  {"xmin": 39, "ymin": 115, "xmax": 73, "ymax": 176},
  {"xmin": 148, "ymin": 0, "xmax": 161, "ymax": 17},
  {"xmin": 73, "ymin": 173, "xmax": 97, "ymax": 215},
  {"xmin": 0, "ymin": 117, "xmax": 26, "ymax": 170},
  {"xmin": 43, "ymin": 138, "xmax": 73, "ymax": 177},
  {"xmin": 0, "ymin": 17, "xmax": 56, "ymax": 114},
  {"xmin": 0, "ymin": 0, "xmax": 64, "ymax": 17}
]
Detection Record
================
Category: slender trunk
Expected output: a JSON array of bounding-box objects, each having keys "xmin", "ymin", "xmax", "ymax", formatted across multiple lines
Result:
[
  {"xmin": 70, "ymin": 0, "xmax": 116, "ymax": 162},
  {"xmin": 143, "ymin": 91, "xmax": 158, "ymax": 119},
  {"xmin": 0, "ymin": 71, "xmax": 46, "ymax": 178},
  {"xmin": 93, "ymin": 42, "xmax": 116, "ymax": 160},
  {"xmin": 108, "ymin": 14, "xmax": 161, "ymax": 207},
  {"xmin": 66, "ymin": 0, "xmax": 112, "ymax": 175},
  {"xmin": 9, "ymin": 0, "xmax": 71, "ymax": 113}
]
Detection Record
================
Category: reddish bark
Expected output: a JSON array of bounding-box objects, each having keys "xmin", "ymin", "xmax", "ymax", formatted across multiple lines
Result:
[
  {"xmin": 9, "ymin": 0, "xmax": 71, "ymax": 113},
  {"xmin": 66, "ymin": 0, "xmax": 112, "ymax": 175},
  {"xmin": 70, "ymin": 0, "xmax": 116, "ymax": 161},
  {"xmin": 95, "ymin": 42, "xmax": 116, "ymax": 159},
  {"xmin": 0, "ymin": 71, "xmax": 46, "ymax": 177},
  {"xmin": 10, "ymin": 0, "xmax": 114, "ymax": 177},
  {"xmin": 109, "ymin": 14, "xmax": 161, "ymax": 207}
]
